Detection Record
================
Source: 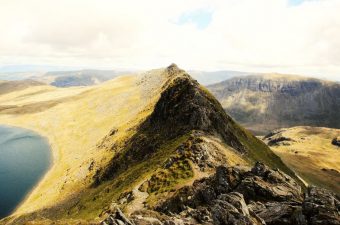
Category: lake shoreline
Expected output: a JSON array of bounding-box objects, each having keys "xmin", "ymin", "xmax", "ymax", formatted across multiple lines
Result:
[{"xmin": 0, "ymin": 125, "xmax": 53, "ymax": 220}]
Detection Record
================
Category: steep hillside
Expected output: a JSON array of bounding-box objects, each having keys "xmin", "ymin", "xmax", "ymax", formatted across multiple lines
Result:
[
  {"xmin": 0, "ymin": 65, "xmax": 333, "ymax": 225},
  {"xmin": 0, "ymin": 68, "xmax": 168, "ymax": 222},
  {"xmin": 208, "ymin": 74, "xmax": 340, "ymax": 134},
  {"xmin": 263, "ymin": 126, "xmax": 340, "ymax": 194}
]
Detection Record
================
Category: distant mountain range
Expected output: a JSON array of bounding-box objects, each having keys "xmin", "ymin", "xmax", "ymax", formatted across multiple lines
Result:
[
  {"xmin": 189, "ymin": 70, "xmax": 249, "ymax": 85},
  {"xmin": 31, "ymin": 70, "xmax": 130, "ymax": 87},
  {"xmin": 0, "ymin": 69, "xmax": 132, "ymax": 87},
  {"xmin": 208, "ymin": 73, "xmax": 340, "ymax": 134},
  {"xmin": 0, "ymin": 68, "xmax": 245, "ymax": 87}
]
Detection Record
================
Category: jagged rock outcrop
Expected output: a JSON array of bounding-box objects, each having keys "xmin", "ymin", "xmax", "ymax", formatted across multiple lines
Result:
[
  {"xmin": 208, "ymin": 74, "xmax": 340, "ymax": 134},
  {"xmin": 101, "ymin": 163, "xmax": 339, "ymax": 225},
  {"xmin": 235, "ymin": 162, "xmax": 302, "ymax": 202}
]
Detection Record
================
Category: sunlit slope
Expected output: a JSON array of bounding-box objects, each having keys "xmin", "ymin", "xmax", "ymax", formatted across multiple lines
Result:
[
  {"xmin": 0, "ymin": 70, "xmax": 169, "ymax": 216},
  {"xmin": 263, "ymin": 126, "xmax": 340, "ymax": 194}
]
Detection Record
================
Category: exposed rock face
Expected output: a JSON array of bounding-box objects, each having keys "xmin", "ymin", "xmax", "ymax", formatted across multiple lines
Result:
[
  {"xmin": 207, "ymin": 75, "xmax": 340, "ymax": 134},
  {"xmin": 147, "ymin": 65, "xmax": 246, "ymax": 152},
  {"xmin": 101, "ymin": 163, "xmax": 339, "ymax": 225}
]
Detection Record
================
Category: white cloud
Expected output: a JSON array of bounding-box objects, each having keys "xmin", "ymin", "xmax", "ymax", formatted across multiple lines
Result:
[{"xmin": 0, "ymin": 0, "xmax": 339, "ymax": 80}]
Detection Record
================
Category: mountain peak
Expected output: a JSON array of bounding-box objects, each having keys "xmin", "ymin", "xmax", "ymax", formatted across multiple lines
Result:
[
  {"xmin": 167, "ymin": 63, "xmax": 179, "ymax": 70},
  {"xmin": 166, "ymin": 63, "xmax": 183, "ymax": 76}
]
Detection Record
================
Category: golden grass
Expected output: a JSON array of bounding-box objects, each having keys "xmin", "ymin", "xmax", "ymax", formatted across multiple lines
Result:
[
  {"xmin": 267, "ymin": 126, "xmax": 340, "ymax": 194},
  {"xmin": 0, "ymin": 70, "xmax": 171, "ymax": 218}
]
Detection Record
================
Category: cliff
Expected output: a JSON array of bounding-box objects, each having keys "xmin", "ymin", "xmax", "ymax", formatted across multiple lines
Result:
[{"xmin": 208, "ymin": 74, "xmax": 340, "ymax": 134}]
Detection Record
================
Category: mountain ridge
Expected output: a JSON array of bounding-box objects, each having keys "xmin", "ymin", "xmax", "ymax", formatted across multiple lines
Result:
[{"xmin": 0, "ymin": 65, "xmax": 338, "ymax": 225}]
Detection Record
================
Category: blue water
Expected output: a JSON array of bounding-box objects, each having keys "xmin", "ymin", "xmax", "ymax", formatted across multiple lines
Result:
[{"xmin": 0, "ymin": 125, "xmax": 51, "ymax": 218}]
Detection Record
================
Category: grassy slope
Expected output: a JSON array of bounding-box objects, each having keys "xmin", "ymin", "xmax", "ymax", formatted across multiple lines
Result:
[
  {"xmin": 0, "ymin": 80, "xmax": 45, "ymax": 96},
  {"xmin": 264, "ymin": 126, "xmax": 340, "ymax": 194},
  {"xmin": 0, "ymin": 71, "xmax": 169, "ymax": 220}
]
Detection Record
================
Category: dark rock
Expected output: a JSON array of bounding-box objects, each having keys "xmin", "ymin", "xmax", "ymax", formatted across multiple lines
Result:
[
  {"xmin": 109, "ymin": 128, "xmax": 118, "ymax": 136},
  {"xmin": 332, "ymin": 137, "xmax": 340, "ymax": 147},
  {"xmin": 303, "ymin": 186, "xmax": 340, "ymax": 225},
  {"xmin": 249, "ymin": 201, "xmax": 307, "ymax": 225},
  {"xmin": 210, "ymin": 194, "xmax": 263, "ymax": 225},
  {"xmin": 236, "ymin": 162, "xmax": 303, "ymax": 202},
  {"xmin": 157, "ymin": 166, "xmax": 246, "ymax": 214},
  {"xmin": 101, "ymin": 166, "xmax": 340, "ymax": 225}
]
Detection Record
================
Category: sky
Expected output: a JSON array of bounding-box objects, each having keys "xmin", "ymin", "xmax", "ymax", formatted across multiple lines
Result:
[{"xmin": 0, "ymin": 0, "xmax": 340, "ymax": 81}]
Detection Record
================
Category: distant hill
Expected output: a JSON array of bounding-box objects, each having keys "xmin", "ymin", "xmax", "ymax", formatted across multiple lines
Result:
[
  {"xmin": 207, "ymin": 73, "xmax": 340, "ymax": 134},
  {"xmin": 0, "ymin": 69, "xmax": 132, "ymax": 87},
  {"xmin": 31, "ymin": 69, "xmax": 130, "ymax": 87},
  {"xmin": 0, "ymin": 80, "xmax": 45, "ymax": 96},
  {"xmin": 190, "ymin": 70, "xmax": 249, "ymax": 85}
]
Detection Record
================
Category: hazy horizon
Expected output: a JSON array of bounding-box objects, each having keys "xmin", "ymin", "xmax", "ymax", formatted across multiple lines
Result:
[{"xmin": 0, "ymin": 63, "xmax": 339, "ymax": 82}]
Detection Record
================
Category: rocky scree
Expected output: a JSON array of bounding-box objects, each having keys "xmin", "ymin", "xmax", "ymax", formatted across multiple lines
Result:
[{"xmin": 101, "ymin": 162, "xmax": 340, "ymax": 225}]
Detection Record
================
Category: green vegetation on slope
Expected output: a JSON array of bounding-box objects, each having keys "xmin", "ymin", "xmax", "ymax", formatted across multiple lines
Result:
[{"xmin": 64, "ymin": 134, "xmax": 192, "ymax": 220}]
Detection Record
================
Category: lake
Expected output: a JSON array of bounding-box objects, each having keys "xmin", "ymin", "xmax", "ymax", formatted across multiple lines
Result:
[{"xmin": 0, "ymin": 125, "xmax": 51, "ymax": 218}]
